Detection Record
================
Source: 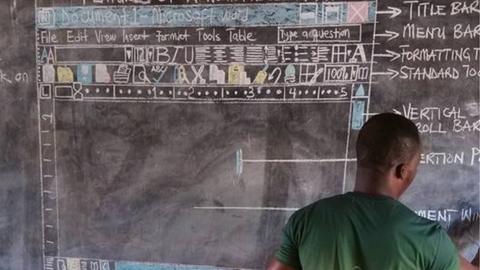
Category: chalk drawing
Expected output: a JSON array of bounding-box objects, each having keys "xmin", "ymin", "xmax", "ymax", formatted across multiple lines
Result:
[
  {"xmin": 323, "ymin": 3, "xmax": 346, "ymax": 24},
  {"xmin": 77, "ymin": 64, "xmax": 93, "ymax": 84},
  {"xmin": 95, "ymin": 64, "xmax": 111, "ymax": 83},
  {"xmin": 174, "ymin": 65, "xmax": 190, "ymax": 84},
  {"xmin": 347, "ymin": 2, "xmax": 370, "ymax": 24},
  {"xmin": 116, "ymin": 261, "xmax": 250, "ymax": 270},
  {"xmin": 351, "ymin": 100, "xmax": 366, "ymax": 130},
  {"xmin": 209, "ymin": 64, "xmax": 225, "ymax": 84},
  {"xmin": 34, "ymin": 1, "xmax": 383, "ymax": 268},
  {"xmin": 56, "ymin": 66, "xmax": 74, "ymax": 83},
  {"xmin": 42, "ymin": 65, "xmax": 55, "ymax": 83},
  {"xmin": 194, "ymin": 206, "xmax": 299, "ymax": 211},
  {"xmin": 253, "ymin": 67, "xmax": 268, "ymax": 84},
  {"xmin": 284, "ymin": 64, "xmax": 296, "ymax": 83},
  {"xmin": 40, "ymin": 47, "xmax": 55, "ymax": 64},
  {"xmin": 355, "ymin": 84, "xmax": 365, "ymax": 96},
  {"xmin": 228, "ymin": 64, "xmax": 250, "ymax": 84},
  {"xmin": 113, "ymin": 64, "xmax": 131, "ymax": 84},
  {"xmin": 299, "ymin": 3, "xmax": 318, "ymax": 25},
  {"xmin": 37, "ymin": 4, "xmax": 376, "ymax": 29},
  {"xmin": 66, "ymin": 258, "xmax": 80, "ymax": 270},
  {"xmin": 235, "ymin": 149, "xmax": 243, "ymax": 176}
]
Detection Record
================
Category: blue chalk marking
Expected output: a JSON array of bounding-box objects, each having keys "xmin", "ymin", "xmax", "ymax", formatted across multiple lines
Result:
[
  {"xmin": 77, "ymin": 64, "xmax": 93, "ymax": 84},
  {"xmin": 40, "ymin": 48, "xmax": 51, "ymax": 63},
  {"xmin": 37, "ymin": 8, "xmax": 56, "ymax": 28},
  {"xmin": 368, "ymin": 1, "xmax": 377, "ymax": 22},
  {"xmin": 322, "ymin": 3, "xmax": 347, "ymax": 24},
  {"xmin": 36, "ymin": 3, "xmax": 375, "ymax": 29},
  {"xmin": 354, "ymin": 85, "xmax": 365, "ymax": 97},
  {"xmin": 235, "ymin": 149, "xmax": 243, "ymax": 176},
  {"xmin": 351, "ymin": 100, "xmax": 365, "ymax": 130},
  {"xmin": 299, "ymin": 3, "xmax": 318, "ymax": 24},
  {"xmin": 38, "ymin": 5, "xmax": 292, "ymax": 28},
  {"xmin": 116, "ymin": 262, "xmax": 230, "ymax": 270}
]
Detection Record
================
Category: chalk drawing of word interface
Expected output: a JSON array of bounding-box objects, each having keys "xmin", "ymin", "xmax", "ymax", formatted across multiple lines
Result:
[
  {"xmin": 35, "ymin": 1, "xmax": 377, "ymax": 270},
  {"xmin": 36, "ymin": 3, "xmax": 376, "ymax": 104},
  {"xmin": 46, "ymin": 256, "xmax": 248, "ymax": 270}
]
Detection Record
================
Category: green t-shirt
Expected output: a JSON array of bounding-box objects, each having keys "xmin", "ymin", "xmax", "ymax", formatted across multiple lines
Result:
[{"xmin": 275, "ymin": 192, "xmax": 459, "ymax": 270}]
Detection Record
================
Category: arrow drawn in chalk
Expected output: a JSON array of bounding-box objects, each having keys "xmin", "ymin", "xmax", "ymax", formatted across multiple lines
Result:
[
  {"xmin": 371, "ymin": 69, "xmax": 399, "ymax": 80},
  {"xmin": 373, "ymin": 50, "xmax": 401, "ymax": 62},
  {"xmin": 376, "ymin": 6, "xmax": 402, "ymax": 18},
  {"xmin": 374, "ymin": 30, "xmax": 400, "ymax": 42}
]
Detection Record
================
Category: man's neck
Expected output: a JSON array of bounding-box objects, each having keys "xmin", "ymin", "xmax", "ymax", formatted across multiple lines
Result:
[{"xmin": 353, "ymin": 168, "xmax": 399, "ymax": 199}]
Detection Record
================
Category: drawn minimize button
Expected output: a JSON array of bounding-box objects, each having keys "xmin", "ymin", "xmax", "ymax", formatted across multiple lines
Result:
[
  {"xmin": 299, "ymin": 3, "xmax": 318, "ymax": 24},
  {"xmin": 323, "ymin": 2, "xmax": 346, "ymax": 24}
]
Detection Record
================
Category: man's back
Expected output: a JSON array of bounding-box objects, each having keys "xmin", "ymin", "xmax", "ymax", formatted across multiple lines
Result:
[{"xmin": 275, "ymin": 192, "xmax": 459, "ymax": 270}]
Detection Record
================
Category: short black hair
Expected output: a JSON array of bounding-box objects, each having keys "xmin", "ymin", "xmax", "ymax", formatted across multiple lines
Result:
[{"xmin": 356, "ymin": 113, "xmax": 421, "ymax": 170}]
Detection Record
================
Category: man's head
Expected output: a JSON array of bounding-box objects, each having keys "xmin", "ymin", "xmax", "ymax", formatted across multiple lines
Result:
[{"xmin": 355, "ymin": 113, "xmax": 421, "ymax": 198}]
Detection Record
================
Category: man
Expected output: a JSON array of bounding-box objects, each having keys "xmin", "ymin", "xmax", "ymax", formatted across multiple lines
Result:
[{"xmin": 268, "ymin": 113, "xmax": 477, "ymax": 270}]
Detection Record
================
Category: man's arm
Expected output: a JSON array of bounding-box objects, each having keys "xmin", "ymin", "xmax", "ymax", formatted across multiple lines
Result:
[
  {"xmin": 460, "ymin": 255, "xmax": 478, "ymax": 270},
  {"xmin": 267, "ymin": 258, "xmax": 297, "ymax": 270},
  {"xmin": 271, "ymin": 210, "xmax": 303, "ymax": 270}
]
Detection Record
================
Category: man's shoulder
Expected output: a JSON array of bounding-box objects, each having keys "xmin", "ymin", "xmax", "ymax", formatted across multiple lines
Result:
[
  {"xmin": 285, "ymin": 194, "xmax": 351, "ymax": 234},
  {"xmin": 292, "ymin": 193, "xmax": 441, "ymax": 229},
  {"xmin": 387, "ymin": 201, "xmax": 450, "ymax": 249},
  {"xmin": 390, "ymin": 200, "xmax": 440, "ymax": 228},
  {"xmin": 392, "ymin": 209, "xmax": 458, "ymax": 269},
  {"xmin": 300, "ymin": 193, "xmax": 350, "ymax": 209},
  {"xmin": 291, "ymin": 193, "xmax": 353, "ymax": 220},
  {"xmin": 291, "ymin": 192, "xmax": 444, "ymax": 225}
]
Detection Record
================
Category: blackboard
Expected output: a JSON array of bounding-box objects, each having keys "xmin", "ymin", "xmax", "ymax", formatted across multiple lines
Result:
[{"xmin": 0, "ymin": 0, "xmax": 479, "ymax": 269}]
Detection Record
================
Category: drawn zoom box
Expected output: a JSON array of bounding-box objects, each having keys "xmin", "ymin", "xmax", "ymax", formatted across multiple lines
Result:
[
  {"xmin": 278, "ymin": 25, "xmax": 361, "ymax": 43},
  {"xmin": 324, "ymin": 64, "xmax": 370, "ymax": 83}
]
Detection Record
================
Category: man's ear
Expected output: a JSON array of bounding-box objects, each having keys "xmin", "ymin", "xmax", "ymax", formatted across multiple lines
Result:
[{"xmin": 394, "ymin": 163, "xmax": 406, "ymax": 180}]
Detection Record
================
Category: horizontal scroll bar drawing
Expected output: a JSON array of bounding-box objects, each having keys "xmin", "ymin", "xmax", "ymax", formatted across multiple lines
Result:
[
  {"xmin": 193, "ymin": 206, "xmax": 299, "ymax": 211},
  {"xmin": 235, "ymin": 149, "xmax": 357, "ymax": 176}
]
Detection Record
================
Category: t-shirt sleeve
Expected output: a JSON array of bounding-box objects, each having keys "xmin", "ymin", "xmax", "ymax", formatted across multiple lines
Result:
[
  {"xmin": 430, "ymin": 227, "xmax": 460, "ymax": 270},
  {"xmin": 274, "ymin": 212, "xmax": 302, "ymax": 270}
]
